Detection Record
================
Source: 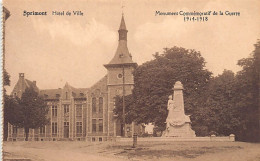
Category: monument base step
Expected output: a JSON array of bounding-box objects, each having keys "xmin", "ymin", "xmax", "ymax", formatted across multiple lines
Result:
[{"xmin": 117, "ymin": 136, "xmax": 235, "ymax": 142}]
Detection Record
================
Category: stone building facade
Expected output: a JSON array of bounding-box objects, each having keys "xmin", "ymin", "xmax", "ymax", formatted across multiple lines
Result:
[{"xmin": 7, "ymin": 15, "xmax": 144, "ymax": 141}]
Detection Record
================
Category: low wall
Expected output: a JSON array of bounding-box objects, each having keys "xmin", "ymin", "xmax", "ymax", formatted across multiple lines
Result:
[{"xmin": 116, "ymin": 134, "xmax": 235, "ymax": 142}]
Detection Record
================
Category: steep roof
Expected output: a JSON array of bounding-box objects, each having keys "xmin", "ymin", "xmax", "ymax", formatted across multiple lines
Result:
[
  {"xmin": 11, "ymin": 74, "xmax": 39, "ymax": 98},
  {"xmin": 72, "ymin": 88, "xmax": 89, "ymax": 99},
  {"xmin": 104, "ymin": 15, "xmax": 137, "ymax": 68},
  {"xmin": 25, "ymin": 79, "xmax": 39, "ymax": 92},
  {"xmin": 89, "ymin": 75, "xmax": 107, "ymax": 91},
  {"xmin": 39, "ymin": 83, "xmax": 89, "ymax": 100},
  {"xmin": 106, "ymin": 40, "xmax": 135, "ymax": 65},
  {"xmin": 39, "ymin": 89, "xmax": 62, "ymax": 100}
]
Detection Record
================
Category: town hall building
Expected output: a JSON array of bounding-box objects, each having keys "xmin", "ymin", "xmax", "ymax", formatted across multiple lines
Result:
[{"xmin": 7, "ymin": 15, "xmax": 144, "ymax": 141}]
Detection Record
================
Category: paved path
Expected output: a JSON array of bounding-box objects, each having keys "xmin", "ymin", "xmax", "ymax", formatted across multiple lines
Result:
[
  {"xmin": 3, "ymin": 141, "xmax": 260, "ymax": 161},
  {"xmin": 3, "ymin": 142, "xmax": 124, "ymax": 161}
]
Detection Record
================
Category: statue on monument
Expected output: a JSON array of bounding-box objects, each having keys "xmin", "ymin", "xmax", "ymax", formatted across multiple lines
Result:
[
  {"xmin": 163, "ymin": 81, "xmax": 196, "ymax": 137},
  {"xmin": 166, "ymin": 95, "xmax": 186, "ymax": 128}
]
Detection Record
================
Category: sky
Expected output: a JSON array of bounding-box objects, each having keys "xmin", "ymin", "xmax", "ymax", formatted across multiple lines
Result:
[{"xmin": 3, "ymin": 0, "xmax": 260, "ymax": 94}]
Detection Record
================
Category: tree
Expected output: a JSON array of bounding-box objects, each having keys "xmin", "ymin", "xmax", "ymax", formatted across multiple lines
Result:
[
  {"xmin": 115, "ymin": 46, "xmax": 212, "ymax": 133},
  {"xmin": 8, "ymin": 87, "xmax": 49, "ymax": 141},
  {"xmin": 233, "ymin": 40, "xmax": 260, "ymax": 142},
  {"xmin": 194, "ymin": 40, "xmax": 260, "ymax": 140},
  {"xmin": 4, "ymin": 94, "xmax": 20, "ymax": 141},
  {"xmin": 3, "ymin": 69, "xmax": 10, "ymax": 86},
  {"xmin": 195, "ymin": 70, "xmax": 240, "ymax": 136},
  {"xmin": 113, "ymin": 95, "xmax": 137, "ymax": 124},
  {"xmin": 3, "ymin": 69, "xmax": 11, "ymax": 141}
]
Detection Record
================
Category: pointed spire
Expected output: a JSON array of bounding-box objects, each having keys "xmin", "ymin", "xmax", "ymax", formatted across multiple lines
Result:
[
  {"xmin": 104, "ymin": 14, "xmax": 137, "ymax": 68},
  {"xmin": 118, "ymin": 15, "xmax": 128, "ymax": 41},
  {"xmin": 119, "ymin": 14, "xmax": 127, "ymax": 30}
]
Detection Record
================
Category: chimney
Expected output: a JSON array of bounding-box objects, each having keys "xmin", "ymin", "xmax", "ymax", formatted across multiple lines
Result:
[
  {"xmin": 33, "ymin": 81, "xmax": 36, "ymax": 85},
  {"xmin": 19, "ymin": 73, "xmax": 24, "ymax": 79}
]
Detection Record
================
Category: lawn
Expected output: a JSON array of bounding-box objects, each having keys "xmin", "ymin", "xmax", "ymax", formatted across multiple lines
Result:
[{"xmin": 3, "ymin": 141, "xmax": 260, "ymax": 161}]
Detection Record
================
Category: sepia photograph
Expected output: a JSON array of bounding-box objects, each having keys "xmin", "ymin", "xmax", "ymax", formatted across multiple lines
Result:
[{"xmin": 2, "ymin": 0, "xmax": 260, "ymax": 160}]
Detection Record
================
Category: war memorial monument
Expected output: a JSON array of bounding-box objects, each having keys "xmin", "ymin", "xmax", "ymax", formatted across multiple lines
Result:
[{"xmin": 163, "ymin": 81, "xmax": 196, "ymax": 137}]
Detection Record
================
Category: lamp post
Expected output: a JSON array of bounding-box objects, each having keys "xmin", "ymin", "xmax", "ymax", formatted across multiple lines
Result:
[{"xmin": 122, "ymin": 66, "xmax": 126, "ymax": 137}]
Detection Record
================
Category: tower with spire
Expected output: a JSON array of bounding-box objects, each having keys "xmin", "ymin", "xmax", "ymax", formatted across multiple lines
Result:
[
  {"xmin": 104, "ymin": 14, "xmax": 137, "ymax": 137},
  {"xmin": 104, "ymin": 15, "xmax": 137, "ymax": 68}
]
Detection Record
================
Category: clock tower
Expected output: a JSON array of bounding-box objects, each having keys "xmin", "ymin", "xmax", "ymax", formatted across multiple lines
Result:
[{"xmin": 104, "ymin": 15, "xmax": 137, "ymax": 137}]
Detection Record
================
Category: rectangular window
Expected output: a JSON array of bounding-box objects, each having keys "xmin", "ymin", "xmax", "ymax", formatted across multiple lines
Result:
[
  {"xmin": 52, "ymin": 105, "xmax": 57, "ymax": 117},
  {"xmin": 64, "ymin": 105, "xmax": 69, "ymax": 115},
  {"xmin": 99, "ymin": 97, "xmax": 103, "ymax": 114},
  {"xmin": 92, "ymin": 97, "xmax": 96, "ymax": 113},
  {"xmin": 64, "ymin": 122, "xmax": 69, "ymax": 126},
  {"xmin": 76, "ymin": 122, "xmax": 82, "ymax": 134},
  {"xmin": 92, "ymin": 137, "xmax": 95, "ymax": 142},
  {"xmin": 76, "ymin": 105, "xmax": 82, "ymax": 117},
  {"xmin": 92, "ymin": 119, "xmax": 96, "ymax": 133},
  {"xmin": 63, "ymin": 122, "xmax": 69, "ymax": 138},
  {"xmin": 98, "ymin": 119, "xmax": 103, "ymax": 132},
  {"xmin": 12, "ymin": 126, "xmax": 18, "ymax": 134},
  {"xmin": 52, "ymin": 122, "xmax": 57, "ymax": 134},
  {"xmin": 40, "ymin": 126, "xmax": 45, "ymax": 134}
]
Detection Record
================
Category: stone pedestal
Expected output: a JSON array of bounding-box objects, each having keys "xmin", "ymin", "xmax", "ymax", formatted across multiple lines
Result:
[
  {"xmin": 165, "ymin": 121, "xmax": 195, "ymax": 137},
  {"xmin": 162, "ymin": 81, "xmax": 196, "ymax": 137}
]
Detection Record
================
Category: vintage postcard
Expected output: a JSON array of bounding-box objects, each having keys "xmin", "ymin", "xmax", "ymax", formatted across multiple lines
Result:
[{"xmin": 2, "ymin": 0, "xmax": 260, "ymax": 160}]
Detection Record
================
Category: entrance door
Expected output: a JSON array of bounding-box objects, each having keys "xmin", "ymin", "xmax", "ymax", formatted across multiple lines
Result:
[{"xmin": 64, "ymin": 122, "xmax": 69, "ymax": 138}]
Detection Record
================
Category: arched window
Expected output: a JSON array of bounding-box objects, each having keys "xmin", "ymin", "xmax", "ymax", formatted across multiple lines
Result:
[
  {"xmin": 99, "ymin": 97, "xmax": 103, "ymax": 114},
  {"xmin": 92, "ymin": 97, "xmax": 96, "ymax": 113}
]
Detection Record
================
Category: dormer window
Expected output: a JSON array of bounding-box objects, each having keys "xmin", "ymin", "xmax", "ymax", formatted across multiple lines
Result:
[{"xmin": 119, "ymin": 53, "xmax": 124, "ymax": 58}]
